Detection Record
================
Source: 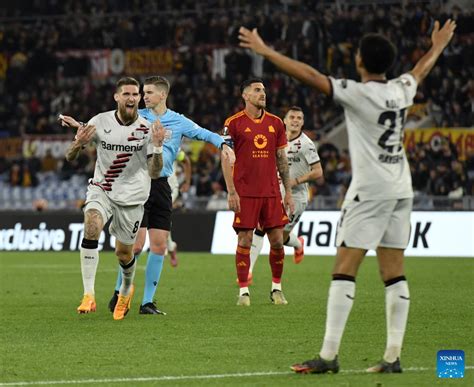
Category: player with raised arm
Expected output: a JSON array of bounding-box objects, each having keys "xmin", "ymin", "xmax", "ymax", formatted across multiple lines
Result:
[
  {"xmin": 248, "ymin": 106, "xmax": 323, "ymax": 280},
  {"xmin": 65, "ymin": 77, "xmax": 165, "ymax": 320},
  {"xmin": 221, "ymin": 78, "xmax": 295, "ymax": 307},
  {"xmin": 239, "ymin": 19, "xmax": 456, "ymax": 372}
]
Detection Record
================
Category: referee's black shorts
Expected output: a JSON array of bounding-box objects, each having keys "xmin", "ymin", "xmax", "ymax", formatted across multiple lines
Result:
[{"xmin": 141, "ymin": 177, "xmax": 172, "ymax": 231}]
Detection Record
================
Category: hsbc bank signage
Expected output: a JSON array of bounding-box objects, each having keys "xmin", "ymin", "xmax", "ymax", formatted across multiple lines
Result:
[{"xmin": 211, "ymin": 211, "xmax": 474, "ymax": 257}]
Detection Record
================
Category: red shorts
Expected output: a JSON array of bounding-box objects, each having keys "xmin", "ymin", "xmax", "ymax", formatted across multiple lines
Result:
[{"xmin": 233, "ymin": 196, "xmax": 288, "ymax": 231}]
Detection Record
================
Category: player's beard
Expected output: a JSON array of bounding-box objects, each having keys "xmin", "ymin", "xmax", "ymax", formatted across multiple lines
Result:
[
  {"xmin": 118, "ymin": 104, "xmax": 138, "ymax": 124},
  {"xmin": 254, "ymin": 98, "xmax": 266, "ymax": 110}
]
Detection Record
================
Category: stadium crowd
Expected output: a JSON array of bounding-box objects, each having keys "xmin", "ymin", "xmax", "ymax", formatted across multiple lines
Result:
[
  {"xmin": 0, "ymin": 0, "xmax": 472, "ymax": 208},
  {"xmin": 1, "ymin": 0, "xmax": 472, "ymax": 137}
]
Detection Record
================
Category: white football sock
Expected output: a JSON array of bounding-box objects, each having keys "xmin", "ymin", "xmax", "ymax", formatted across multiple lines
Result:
[
  {"xmin": 80, "ymin": 247, "xmax": 99, "ymax": 296},
  {"xmin": 119, "ymin": 257, "xmax": 136, "ymax": 297},
  {"xmin": 271, "ymin": 281, "xmax": 282, "ymax": 291},
  {"xmin": 167, "ymin": 232, "xmax": 176, "ymax": 252},
  {"xmin": 320, "ymin": 280, "xmax": 355, "ymax": 360},
  {"xmin": 239, "ymin": 287, "xmax": 249, "ymax": 296},
  {"xmin": 249, "ymin": 232, "xmax": 264, "ymax": 273},
  {"xmin": 384, "ymin": 280, "xmax": 410, "ymax": 363},
  {"xmin": 285, "ymin": 232, "xmax": 301, "ymax": 248}
]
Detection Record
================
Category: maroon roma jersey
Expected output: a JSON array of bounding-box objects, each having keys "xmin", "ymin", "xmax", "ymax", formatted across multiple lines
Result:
[{"xmin": 224, "ymin": 110, "xmax": 287, "ymax": 197}]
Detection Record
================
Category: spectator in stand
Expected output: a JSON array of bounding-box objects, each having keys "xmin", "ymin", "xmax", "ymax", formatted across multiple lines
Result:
[{"xmin": 41, "ymin": 150, "xmax": 58, "ymax": 173}]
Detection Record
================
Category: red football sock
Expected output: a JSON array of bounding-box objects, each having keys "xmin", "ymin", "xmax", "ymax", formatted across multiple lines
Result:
[
  {"xmin": 269, "ymin": 247, "xmax": 285, "ymax": 283},
  {"xmin": 236, "ymin": 245, "xmax": 251, "ymax": 287}
]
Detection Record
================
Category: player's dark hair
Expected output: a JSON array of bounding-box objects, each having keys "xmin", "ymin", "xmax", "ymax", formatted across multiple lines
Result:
[
  {"xmin": 116, "ymin": 77, "xmax": 140, "ymax": 92},
  {"xmin": 286, "ymin": 106, "xmax": 303, "ymax": 115},
  {"xmin": 240, "ymin": 78, "xmax": 264, "ymax": 94},
  {"xmin": 358, "ymin": 33, "xmax": 397, "ymax": 75},
  {"xmin": 144, "ymin": 76, "xmax": 171, "ymax": 94}
]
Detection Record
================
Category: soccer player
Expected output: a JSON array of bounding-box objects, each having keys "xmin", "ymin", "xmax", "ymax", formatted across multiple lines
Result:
[
  {"xmin": 248, "ymin": 106, "xmax": 323, "ymax": 279},
  {"xmin": 221, "ymin": 78, "xmax": 295, "ymax": 307},
  {"xmin": 166, "ymin": 149, "xmax": 192, "ymax": 267},
  {"xmin": 62, "ymin": 76, "xmax": 234, "ymax": 315},
  {"xmin": 64, "ymin": 77, "xmax": 165, "ymax": 321},
  {"xmin": 239, "ymin": 19, "xmax": 456, "ymax": 372}
]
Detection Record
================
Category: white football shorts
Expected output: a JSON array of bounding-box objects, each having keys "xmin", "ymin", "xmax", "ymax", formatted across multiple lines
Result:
[
  {"xmin": 84, "ymin": 185, "xmax": 144, "ymax": 245},
  {"xmin": 335, "ymin": 198, "xmax": 412, "ymax": 250}
]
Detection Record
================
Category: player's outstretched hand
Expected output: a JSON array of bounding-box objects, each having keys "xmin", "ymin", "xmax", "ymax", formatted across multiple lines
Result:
[
  {"xmin": 75, "ymin": 124, "xmax": 95, "ymax": 146},
  {"xmin": 238, "ymin": 27, "xmax": 270, "ymax": 56},
  {"xmin": 431, "ymin": 19, "xmax": 456, "ymax": 50},
  {"xmin": 59, "ymin": 114, "xmax": 81, "ymax": 128},
  {"xmin": 227, "ymin": 190, "xmax": 241, "ymax": 213},
  {"xmin": 151, "ymin": 119, "xmax": 165, "ymax": 146},
  {"xmin": 221, "ymin": 144, "xmax": 236, "ymax": 165},
  {"xmin": 180, "ymin": 181, "xmax": 190, "ymax": 193},
  {"xmin": 284, "ymin": 192, "xmax": 295, "ymax": 217}
]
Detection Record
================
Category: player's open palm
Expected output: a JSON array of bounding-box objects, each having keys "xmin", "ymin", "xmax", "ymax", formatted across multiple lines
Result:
[
  {"xmin": 75, "ymin": 124, "xmax": 96, "ymax": 146},
  {"xmin": 59, "ymin": 115, "xmax": 81, "ymax": 128},
  {"xmin": 239, "ymin": 27, "xmax": 269, "ymax": 56},
  {"xmin": 151, "ymin": 119, "xmax": 165, "ymax": 146},
  {"xmin": 432, "ymin": 19, "xmax": 456, "ymax": 50}
]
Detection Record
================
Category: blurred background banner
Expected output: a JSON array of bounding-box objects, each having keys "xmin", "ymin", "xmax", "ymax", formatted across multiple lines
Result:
[
  {"xmin": 0, "ymin": 211, "xmax": 215, "ymax": 252},
  {"xmin": 55, "ymin": 48, "xmax": 175, "ymax": 79},
  {"xmin": 404, "ymin": 128, "xmax": 474, "ymax": 161}
]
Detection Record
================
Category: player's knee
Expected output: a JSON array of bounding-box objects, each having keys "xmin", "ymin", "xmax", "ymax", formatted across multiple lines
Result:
[
  {"xmin": 115, "ymin": 248, "xmax": 132, "ymax": 264},
  {"xmin": 84, "ymin": 209, "xmax": 103, "ymax": 240},
  {"xmin": 133, "ymin": 240, "xmax": 144, "ymax": 256},
  {"xmin": 238, "ymin": 235, "xmax": 253, "ymax": 248},
  {"xmin": 267, "ymin": 234, "xmax": 284, "ymax": 249},
  {"xmin": 149, "ymin": 238, "xmax": 167, "ymax": 255},
  {"xmin": 270, "ymin": 241, "xmax": 284, "ymax": 249}
]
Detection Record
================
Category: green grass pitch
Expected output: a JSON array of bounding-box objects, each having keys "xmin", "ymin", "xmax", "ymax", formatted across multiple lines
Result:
[{"xmin": 0, "ymin": 252, "xmax": 472, "ymax": 386}]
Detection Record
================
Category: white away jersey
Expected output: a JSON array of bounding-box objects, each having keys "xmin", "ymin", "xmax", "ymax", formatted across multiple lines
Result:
[
  {"xmin": 330, "ymin": 73, "xmax": 417, "ymax": 200},
  {"xmin": 88, "ymin": 110, "xmax": 153, "ymax": 206},
  {"xmin": 287, "ymin": 132, "xmax": 320, "ymax": 199}
]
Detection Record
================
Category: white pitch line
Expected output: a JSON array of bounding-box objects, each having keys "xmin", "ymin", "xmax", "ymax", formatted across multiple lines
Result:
[{"xmin": 1, "ymin": 366, "xmax": 473, "ymax": 386}]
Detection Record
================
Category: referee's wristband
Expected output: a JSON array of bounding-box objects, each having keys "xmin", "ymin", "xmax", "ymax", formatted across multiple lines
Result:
[{"xmin": 153, "ymin": 146, "xmax": 163, "ymax": 154}]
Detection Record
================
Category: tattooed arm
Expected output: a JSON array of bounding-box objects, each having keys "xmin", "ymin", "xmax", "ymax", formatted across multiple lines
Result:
[
  {"xmin": 276, "ymin": 148, "xmax": 295, "ymax": 215},
  {"xmin": 277, "ymin": 148, "xmax": 291, "ymax": 192},
  {"xmin": 147, "ymin": 119, "xmax": 166, "ymax": 179},
  {"xmin": 65, "ymin": 124, "xmax": 95, "ymax": 161},
  {"xmin": 148, "ymin": 153, "xmax": 163, "ymax": 179}
]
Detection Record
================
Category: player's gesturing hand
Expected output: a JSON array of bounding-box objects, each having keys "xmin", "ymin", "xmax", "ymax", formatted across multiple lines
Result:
[
  {"xmin": 151, "ymin": 119, "xmax": 165, "ymax": 147},
  {"xmin": 75, "ymin": 124, "xmax": 96, "ymax": 146},
  {"xmin": 227, "ymin": 190, "xmax": 241, "ymax": 213},
  {"xmin": 431, "ymin": 19, "xmax": 456, "ymax": 50},
  {"xmin": 59, "ymin": 114, "xmax": 81, "ymax": 128},
  {"xmin": 238, "ymin": 27, "xmax": 271, "ymax": 56},
  {"xmin": 284, "ymin": 191, "xmax": 295, "ymax": 217}
]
